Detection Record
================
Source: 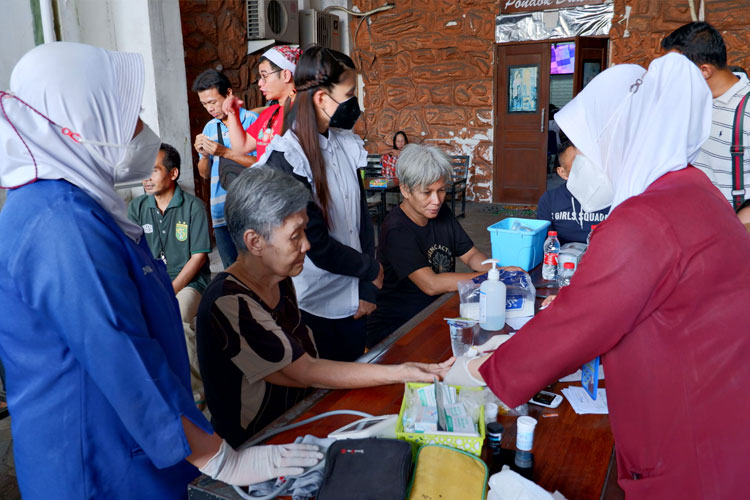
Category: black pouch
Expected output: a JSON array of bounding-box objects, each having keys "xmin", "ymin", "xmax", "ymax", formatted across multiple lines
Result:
[
  {"xmin": 316, "ymin": 438, "xmax": 412, "ymax": 500},
  {"xmin": 216, "ymin": 122, "xmax": 246, "ymax": 189}
]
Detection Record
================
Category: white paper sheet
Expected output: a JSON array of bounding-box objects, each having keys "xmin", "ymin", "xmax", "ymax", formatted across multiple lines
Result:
[{"xmin": 561, "ymin": 387, "xmax": 608, "ymax": 414}]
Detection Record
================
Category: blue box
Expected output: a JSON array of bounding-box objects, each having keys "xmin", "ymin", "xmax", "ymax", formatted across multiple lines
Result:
[{"xmin": 487, "ymin": 218, "xmax": 551, "ymax": 271}]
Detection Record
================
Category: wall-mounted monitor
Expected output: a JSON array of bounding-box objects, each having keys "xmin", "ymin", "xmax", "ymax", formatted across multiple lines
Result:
[{"xmin": 550, "ymin": 42, "xmax": 575, "ymax": 75}]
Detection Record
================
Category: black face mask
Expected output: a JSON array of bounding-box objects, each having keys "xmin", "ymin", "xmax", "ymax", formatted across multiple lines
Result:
[{"xmin": 327, "ymin": 95, "xmax": 361, "ymax": 130}]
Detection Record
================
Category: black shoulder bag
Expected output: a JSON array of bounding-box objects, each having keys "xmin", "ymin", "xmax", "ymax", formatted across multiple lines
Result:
[{"xmin": 216, "ymin": 122, "xmax": 246, "ymax": 190}]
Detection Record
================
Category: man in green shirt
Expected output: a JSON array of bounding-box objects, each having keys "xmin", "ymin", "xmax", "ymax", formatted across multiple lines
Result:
[{"xmin": 128, "ymin": 143, "xmax": 211, "ymax": 402}]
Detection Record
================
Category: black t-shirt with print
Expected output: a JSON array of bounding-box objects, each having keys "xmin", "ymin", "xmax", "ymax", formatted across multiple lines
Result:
[
  {"xmin": 196, "ymin": 273, "xmax": 318, "ymax": 448},
  {"xmin": 373, "ymin": 204, "xmax": 474, "ymax": 330}
]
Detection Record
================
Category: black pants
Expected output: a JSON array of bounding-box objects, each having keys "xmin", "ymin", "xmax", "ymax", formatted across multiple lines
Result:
[{"xmin": 301, "ymin": 311, "xmax": 367, "ymax": 362}]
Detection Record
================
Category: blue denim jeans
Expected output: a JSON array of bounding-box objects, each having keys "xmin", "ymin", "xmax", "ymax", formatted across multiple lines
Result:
[{"xmin": 213, "ymin": 225, "xmax": 237, "ymax": 269}]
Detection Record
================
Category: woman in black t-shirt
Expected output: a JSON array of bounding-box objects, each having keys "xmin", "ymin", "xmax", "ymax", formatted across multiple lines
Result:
[{"xmin": 367, "ymin": 145, "xmax": 519, "ymax": 347}]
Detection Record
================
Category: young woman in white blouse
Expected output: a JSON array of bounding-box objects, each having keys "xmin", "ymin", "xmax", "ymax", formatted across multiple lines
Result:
[{"xmin": 255, "ymin": 45, "xmax": 383, "ymax": 361}]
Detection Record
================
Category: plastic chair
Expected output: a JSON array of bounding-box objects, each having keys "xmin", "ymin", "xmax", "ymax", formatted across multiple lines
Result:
[{"xmin": 448, "ymin": 155, "xmax": 469, "ymax": 218}]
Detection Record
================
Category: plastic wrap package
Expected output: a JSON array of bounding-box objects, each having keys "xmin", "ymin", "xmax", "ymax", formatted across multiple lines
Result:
[
  {"xmin": 458, "ymin": 270, "xmax": 536, "ymax": 320},
  {"xmin": 485, "ymin": 389, "xmax": 529, "ymax": 417}
]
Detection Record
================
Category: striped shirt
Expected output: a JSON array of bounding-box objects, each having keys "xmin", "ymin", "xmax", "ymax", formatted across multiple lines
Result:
[
  {"xmin": 692, "ymin": 74, "xmax": 750, "ymax": 204},
  {"xmin": 199, "ymin": 108, "xmax": 258, "ymax": 227}
]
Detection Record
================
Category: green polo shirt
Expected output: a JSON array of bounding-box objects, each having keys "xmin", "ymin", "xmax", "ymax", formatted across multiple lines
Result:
[{"xmin": 128, "ymin": 185, "xmax": 212, "ymax": 293}]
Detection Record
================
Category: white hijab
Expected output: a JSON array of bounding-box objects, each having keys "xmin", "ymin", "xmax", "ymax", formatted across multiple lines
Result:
[
  {"xmin": 0, "ymin": 42, "xmax": 145, "ymax": 241},
  {"xmin": 555, "ymin": 52, "xmax": 712, "ymax": 211}
]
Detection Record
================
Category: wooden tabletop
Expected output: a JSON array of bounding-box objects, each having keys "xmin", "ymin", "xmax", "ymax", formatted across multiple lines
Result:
[
  {"xmin": 262, "ymin": 292, "xmax": 618, "ymax": 499},
  {"xmin": 190, "ymin": 280, "xmax": 623, "ymax": 499}
]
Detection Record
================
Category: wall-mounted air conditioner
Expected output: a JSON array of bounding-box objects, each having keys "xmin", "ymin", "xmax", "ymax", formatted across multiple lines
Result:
[
  {"xmin": 247, "ymin": 0, "xmax": 299, "ymax": 44},
  {"xmin": 299, "ymin": 9, "xmax": 341, "ymax": 51}
]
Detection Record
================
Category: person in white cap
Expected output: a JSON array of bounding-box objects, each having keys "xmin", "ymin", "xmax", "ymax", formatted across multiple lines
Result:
[
  {"xmin": 224, "ymin": 45, "xmax": 301, "ymax": 159},
  {"xmin": 0, "ymin": 41, "xmax": 321, "ymax": 500}
]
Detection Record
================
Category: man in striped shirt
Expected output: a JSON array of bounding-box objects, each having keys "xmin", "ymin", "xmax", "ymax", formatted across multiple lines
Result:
[
  {"xmin": 662, "ymin": 22, "xmax": 750, "ymax": 209},
  {"xmin": 192, "ymin": 70, "xmax": 259, "ymax": 268}
]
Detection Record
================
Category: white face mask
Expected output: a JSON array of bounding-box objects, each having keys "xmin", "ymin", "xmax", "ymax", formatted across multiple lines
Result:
[
  {"xmin": 567, "ymin": 153, "xmax": 613, "ymax": 212},
  {"xmin": 80, "ymin": 123, "xmax": 161, "ymax": 184},
  {"xmin": 114, "ymin": 123, "xmax": 161, "ymax": 184}
]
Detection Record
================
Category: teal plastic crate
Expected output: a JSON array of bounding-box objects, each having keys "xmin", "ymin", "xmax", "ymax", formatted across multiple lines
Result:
[{"xmin": 487, "ymin": 218, "xmax": 551, "ymax": 271}]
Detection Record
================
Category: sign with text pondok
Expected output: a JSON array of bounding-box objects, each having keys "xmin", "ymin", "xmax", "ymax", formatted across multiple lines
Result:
[{"xmin": 501, "ymin": 0, "xmax": 606, "ymax": 14}]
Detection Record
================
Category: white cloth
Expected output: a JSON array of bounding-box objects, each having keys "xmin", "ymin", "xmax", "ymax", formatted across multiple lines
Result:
[
  {"xmin": 0, "ymin": 41, "xmax": 146, "ymax": 241},
  {"xmin": 488, "ymin": 466, "xmax": 567, "ymax": 500},
  {"xmin": 555, "ymin": 52, "xmax": 712, "ymax": 212},
  {"xmin": 259, "ymin": 128, "xmax": 368, "ymax": 318},
  {"xmin": 262, "ymin": 46, "xmax": 299, "ymax": 76}
]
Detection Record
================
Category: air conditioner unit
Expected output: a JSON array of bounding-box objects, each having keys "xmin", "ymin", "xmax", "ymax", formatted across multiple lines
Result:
[
  {"xmin": 247, "ymin": 0, "xmax": 299, "ymax": 44},
  {"xmin": 299, "ymin": 9, "xmax": 342, "ymax": 51}
]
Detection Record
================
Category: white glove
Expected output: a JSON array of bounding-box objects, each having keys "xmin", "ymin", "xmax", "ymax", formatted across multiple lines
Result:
[
  {"xmin": 199, "ymin": 440, "xmax": 323, "ymax": 486},
  {"xmin": 468, "ymin": 334, "xmax": 512, "ymax": 356},
  {"xmin": 443, "ymin": 356, "xmax": 486, "ymax": 387}
]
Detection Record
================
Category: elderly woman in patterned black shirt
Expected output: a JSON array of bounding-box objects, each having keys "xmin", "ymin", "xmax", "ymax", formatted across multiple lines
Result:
[{"xmin": 195, "ymin": 166, "xmax": 451, "ymax": 448}]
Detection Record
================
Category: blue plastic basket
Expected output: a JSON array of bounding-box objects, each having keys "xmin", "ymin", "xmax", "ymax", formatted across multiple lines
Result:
[{"xmin": 487, "ymin": 218, "xmax": 551, "ymax": 271}]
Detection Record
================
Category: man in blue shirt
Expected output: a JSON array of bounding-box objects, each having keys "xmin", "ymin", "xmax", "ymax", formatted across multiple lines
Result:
[
  {"xmin": 128, "ymin": 143, "xmax": 211, "ymax": 401},
  {"xmin": 192, "ymin": 69, "xmax": 259, "ymax": 267},
  {"xmin": 537, "ymin": 141, "xmax": 609, "ymax": 244}
]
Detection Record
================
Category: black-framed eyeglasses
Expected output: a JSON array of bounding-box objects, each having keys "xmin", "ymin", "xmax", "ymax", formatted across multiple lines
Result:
[{"xmin": 255, "ymin": 69, "xmax": 282, "ymax": 85}]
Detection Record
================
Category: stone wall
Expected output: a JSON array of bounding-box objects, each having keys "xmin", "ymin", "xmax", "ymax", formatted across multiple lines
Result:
[
  {"xmin": 351, "ymin": 0, "xmax": 498, "ymax": 202},
  {"xmin": 179, "ymin": 0, "xmax": 263, "ymax": 201},
  {"xmin": 610, "ymin": 0, "xmax": 750, "ymax": 70}
]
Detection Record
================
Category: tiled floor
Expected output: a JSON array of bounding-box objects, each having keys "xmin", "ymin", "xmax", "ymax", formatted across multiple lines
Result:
[{"xmin": 0, "ymin": 190, "xmax": 549, "ymax": 497}]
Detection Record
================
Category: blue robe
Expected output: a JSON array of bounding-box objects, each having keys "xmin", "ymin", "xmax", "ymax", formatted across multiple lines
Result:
[{"xmin": 0, "ymin": 180, "xmax": 213, "ymax": 499}]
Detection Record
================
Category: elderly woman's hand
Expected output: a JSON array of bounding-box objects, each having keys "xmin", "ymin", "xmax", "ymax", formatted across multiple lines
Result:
[{"xmin": 399, "ymin": 357, "xmax": 455, "ymax": 382}]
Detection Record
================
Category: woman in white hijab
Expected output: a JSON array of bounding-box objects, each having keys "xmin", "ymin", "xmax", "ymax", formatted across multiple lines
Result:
[
  {"xmin": 446, "ymin": 53, "xmax": 750, "ymax": 498},
  {"xmin": 0, "ymin": 42, "xmax": 320, "ymax": 500}
]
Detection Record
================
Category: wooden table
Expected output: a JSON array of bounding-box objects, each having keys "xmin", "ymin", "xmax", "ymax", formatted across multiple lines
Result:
[{"xmin": 190, "ymin": 290, "xmax": 624, "ymax": 499}]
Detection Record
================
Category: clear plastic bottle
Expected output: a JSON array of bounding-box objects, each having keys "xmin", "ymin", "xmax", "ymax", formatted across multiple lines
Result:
[
  {"xmin": 479, "ymin": 259, "xmax": 506, "ymax": 331},
  {"xmin": 586, "ymin": 224, "xmax": 598, "ymax": 248},
  {"xmin": 557, "ymin": 261, "xmax": 576, "ymax": 288},
  {"xmin": 542, "ymin": 231, "xmax": 560, "ymax": 281}
]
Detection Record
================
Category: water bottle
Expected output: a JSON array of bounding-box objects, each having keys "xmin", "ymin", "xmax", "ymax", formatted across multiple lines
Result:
[
  {"xmin": 586, "ymin": 224, "xmax": 598, "ymax": 247},
  {"xmin": 557, "ymin": 261, "xmax": 575, "ymax": 288},
  {"xmin": 542, "ymin": 231, "xmax": 560, "ymax": 281}
]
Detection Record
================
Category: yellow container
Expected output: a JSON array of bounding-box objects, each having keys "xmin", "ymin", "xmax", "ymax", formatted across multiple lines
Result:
[{"xmin": 396, "ymin": 382, "xmax": 486, "ymax": 456}]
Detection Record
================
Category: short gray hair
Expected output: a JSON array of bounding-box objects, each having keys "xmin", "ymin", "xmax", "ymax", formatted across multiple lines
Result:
[
  {"xmin": 225, "ymin": 166, "xmax": 311, "ymax": 251},
  {"xmin": 396, "ymin": 144, "xmax": 453, "ymax": 191}
]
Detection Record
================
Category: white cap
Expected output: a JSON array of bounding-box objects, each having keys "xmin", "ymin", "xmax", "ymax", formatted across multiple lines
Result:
[{"xmin": 261, "ymin": 45, "xmax": 301, "ymax": 75}]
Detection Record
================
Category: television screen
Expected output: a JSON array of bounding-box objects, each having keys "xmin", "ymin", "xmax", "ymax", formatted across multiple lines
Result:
[{"xmin": 550, "ymin": 43, "xmax": 575, "ymax": 75}]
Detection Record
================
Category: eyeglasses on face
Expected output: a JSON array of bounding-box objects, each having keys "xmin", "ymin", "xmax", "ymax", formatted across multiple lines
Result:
[{"xmin": 256, "ymin": 69, "xmax": 282, "ymax": 85}]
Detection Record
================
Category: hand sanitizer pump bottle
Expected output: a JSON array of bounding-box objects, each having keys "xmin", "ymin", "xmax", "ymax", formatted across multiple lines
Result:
[{"xmin": 479, "ymin": 259, "xmax": 506, "ymax": 331}]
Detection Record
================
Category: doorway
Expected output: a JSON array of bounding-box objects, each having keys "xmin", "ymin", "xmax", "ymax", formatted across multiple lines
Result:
[{"xmin": 493, "ymin": 37, "xmax": 608, "ymax": 205}]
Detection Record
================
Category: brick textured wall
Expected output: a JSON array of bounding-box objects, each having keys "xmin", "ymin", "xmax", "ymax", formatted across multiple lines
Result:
[
  {"xmin": 351, "ymin": 0, "xmax": 498, "ymax": 202},
  {"xmin": 610, "ymin": 0, "xmax": 750, "ymax": 71},
  {"xmin": 179, "ymin": 0, "xmax": 263, "ymax": 202},
  {"xmin": 177, "ymin": 0, "xmax": 750, "ymax": 205}
]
